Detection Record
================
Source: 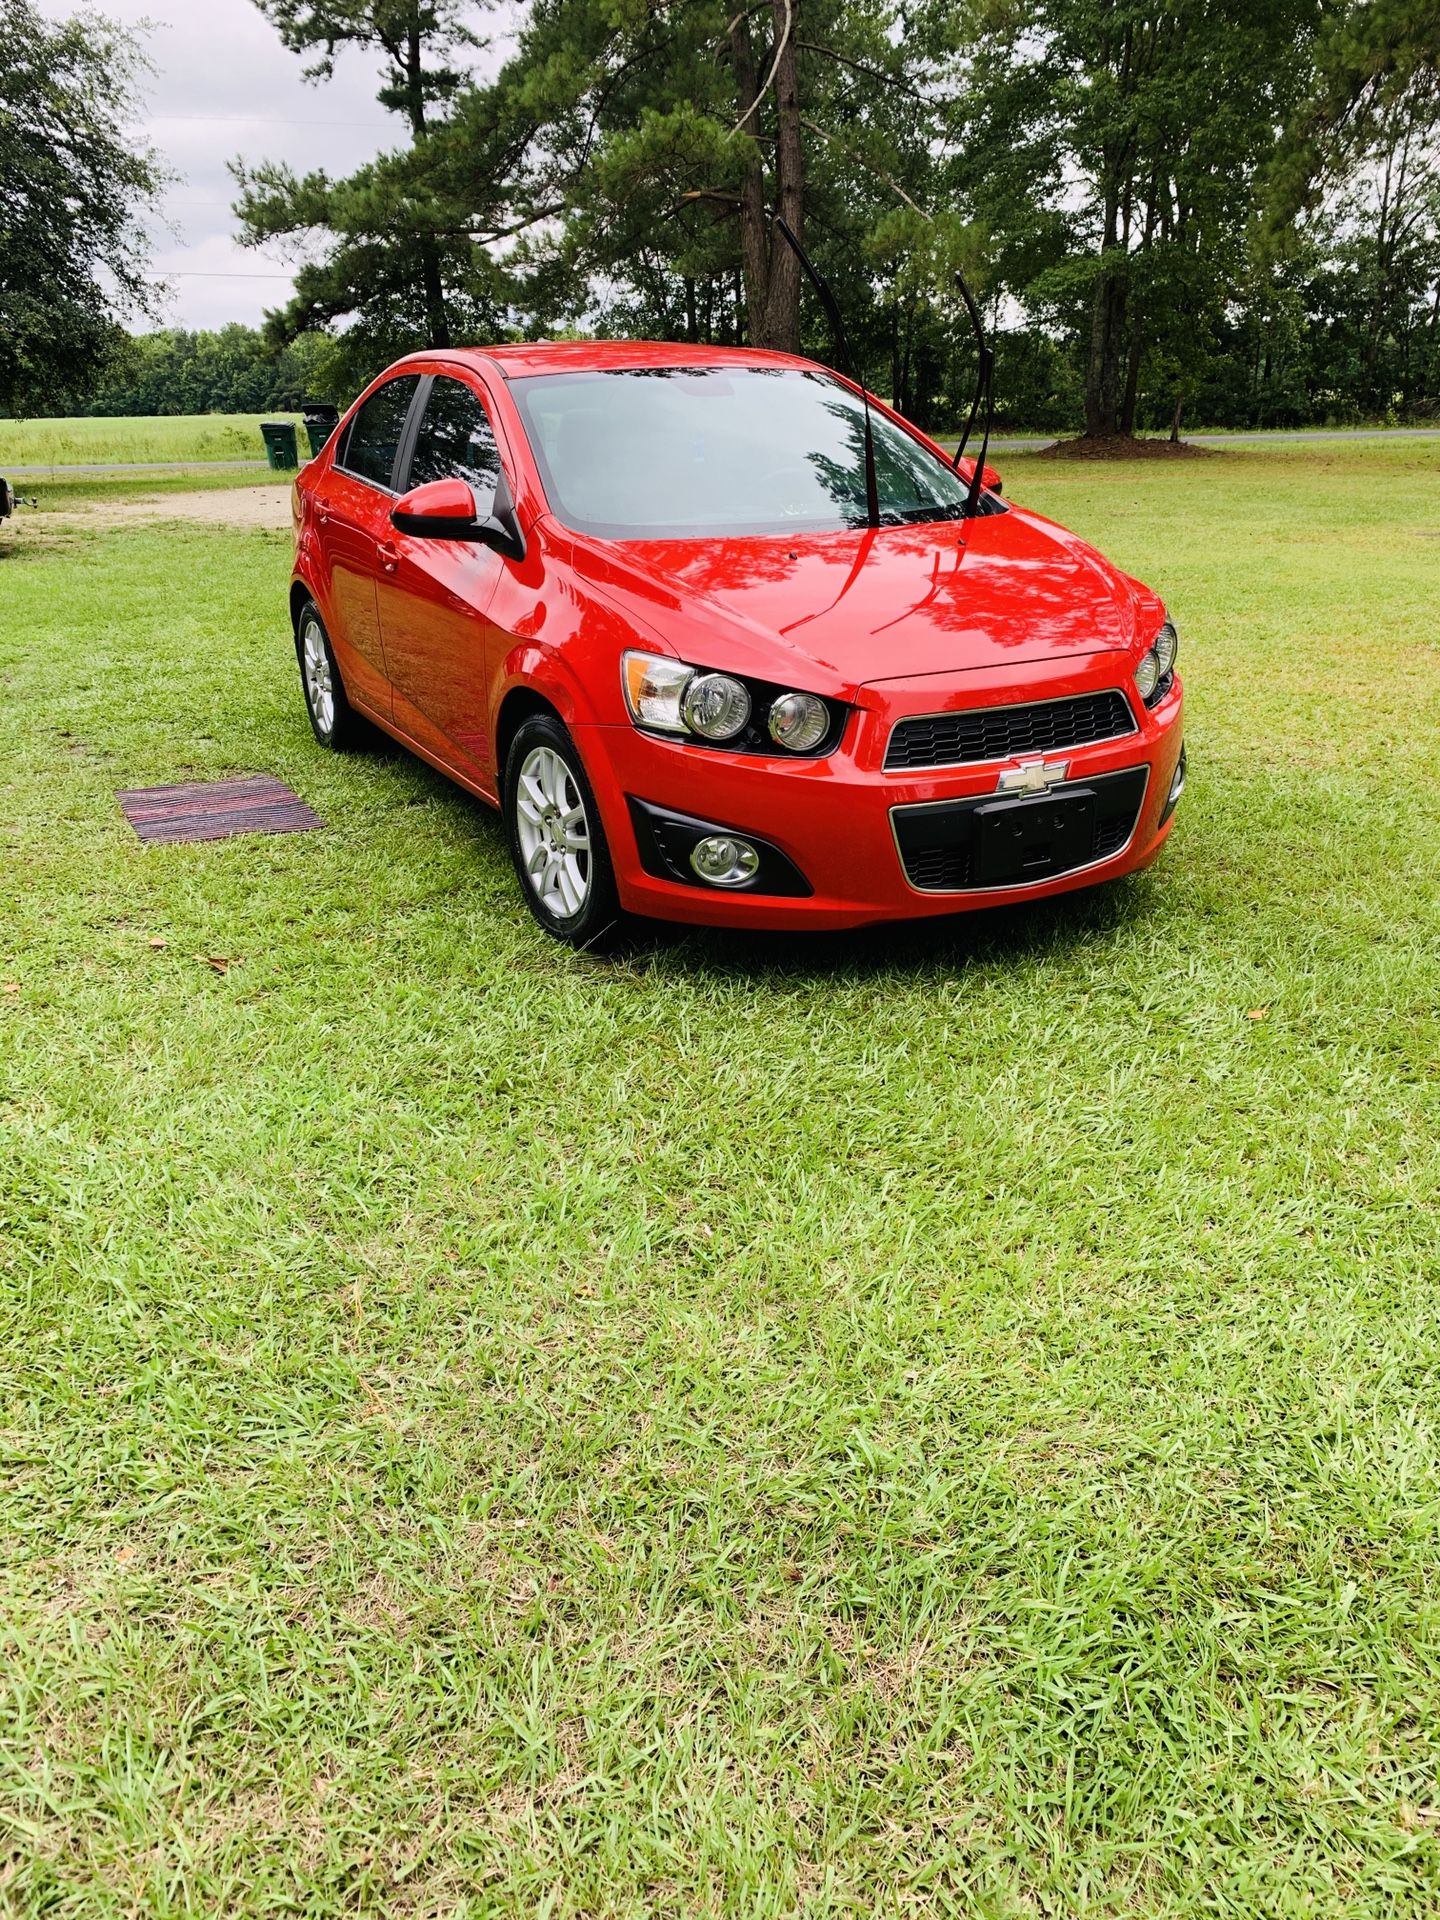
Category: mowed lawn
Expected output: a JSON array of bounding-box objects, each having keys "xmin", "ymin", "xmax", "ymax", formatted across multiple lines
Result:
[
  {"xmin": 0, "ymin": 414, "xmax": 303, "ymax": 469},
  {"xmin": 1, "ymin": 444, "xmax": 1439, "ymax": 1918}
]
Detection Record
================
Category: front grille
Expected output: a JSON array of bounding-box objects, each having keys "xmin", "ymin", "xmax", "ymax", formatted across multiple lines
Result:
[
  {"xmin": 885, "ymin": 689, "xmax": 1136, "ymax": 771},
  {"xmin": 892, "ymin": 766, "xmax": 1149, "ymax": 893}
]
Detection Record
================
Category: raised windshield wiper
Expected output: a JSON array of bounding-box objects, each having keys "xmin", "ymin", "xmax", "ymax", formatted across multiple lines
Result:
[
  {"xmin": 772, "ymin": 215, "xmax": 880, "ymax": 531},
  {"xmin": 950, "ymin": 266, "xmax": 995, "ymax": 519}
]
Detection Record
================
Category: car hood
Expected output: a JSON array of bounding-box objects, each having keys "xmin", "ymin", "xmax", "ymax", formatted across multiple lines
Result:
[{"xmin": 567, "ymin": 508, "xmax": 1153, "ymax": 695}]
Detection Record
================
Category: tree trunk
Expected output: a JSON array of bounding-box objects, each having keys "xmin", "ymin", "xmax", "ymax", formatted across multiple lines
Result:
[
  {"xmin": 1084, "ymin": 175, "xmax": 1127, "ymax": 437},
  {"xmin": 730, "ymin": 0, "xmax": 804, "ymax": 352},
  {"xmin": 762, "ymin": 0, "xmax": 804, "ymax": 353},
  {"xmin": 1169, "ymin": 396, "xmax": 1184, "ymax": 443},
  {"xmin": 1119, "ymin": 306, "xmax": 1143, "ymax": 435},
  {"xmin": 404, "ymin": 20, "xmax": 450, "ymax": 348},
  {"xmin": 417, "ymin": 242, "xmax": 451, "ymax": 348},
  {"xmin": 730, "ymin": 13, "xmax": 770, "ymax": 346},
  {"xmin": 1085, "ymin": 265, "xmax": 1127, "ymax": 436}
]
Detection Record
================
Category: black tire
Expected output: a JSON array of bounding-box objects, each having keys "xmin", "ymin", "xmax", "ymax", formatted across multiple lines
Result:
[
  {"xmin": 503, "ymin": 714, "xmax": 625, "ymax": 951},
  {"xmin": 296, "ymin": 599, "xmax": 364, "ymax": 750}
]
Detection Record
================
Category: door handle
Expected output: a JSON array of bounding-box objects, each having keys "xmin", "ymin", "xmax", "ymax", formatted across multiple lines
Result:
[{"xmin": 377, "ymin": 541, "xmax": 398, "ymax": 573}]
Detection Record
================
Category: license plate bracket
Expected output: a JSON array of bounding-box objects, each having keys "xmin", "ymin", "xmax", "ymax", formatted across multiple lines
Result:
[{"xmin": 973, "ymin": 788, "xmax": 1097, "ymax": 886}]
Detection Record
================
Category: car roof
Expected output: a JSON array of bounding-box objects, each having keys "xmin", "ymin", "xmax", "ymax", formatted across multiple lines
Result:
[{"xmin": 391, "ymin": 340, "xmax": 819, "ymax": 381}]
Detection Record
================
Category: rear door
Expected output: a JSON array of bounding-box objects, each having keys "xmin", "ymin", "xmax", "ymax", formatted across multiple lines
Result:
[
  {"xmin": 319, "ymin": 373, "xmax": 422, "ymax": 719},
  {"xmin": 377, "ymin": 373, "xmax": 508, "ymax": 789}
]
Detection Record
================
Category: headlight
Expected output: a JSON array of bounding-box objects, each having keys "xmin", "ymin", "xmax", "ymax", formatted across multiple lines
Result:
[
  {"xmin": 1133, "ymin": 615, "xmax": 1178, "ymax": 709},
  {"xmin": 768, "ymin": 691, "xmax": 830, "ymax": 753},
  {"xmin": 682, "ymin": 672, "xmax": 751, "ymax": 741},
  {"xmin": 621, "ymin": 651, "xmax": 843, "ymax": 756},
  {"xmin": 622, "ymin": 652, "xmax": 691, "ymax": 732}
]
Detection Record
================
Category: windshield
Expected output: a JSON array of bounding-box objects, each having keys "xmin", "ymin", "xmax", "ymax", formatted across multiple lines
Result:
[{"xmin": 509, "ymin": 365, "xmax": 986, "ymax": 539}]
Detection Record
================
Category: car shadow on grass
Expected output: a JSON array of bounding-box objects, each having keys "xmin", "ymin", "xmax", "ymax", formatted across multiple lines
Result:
[
  {"xmin": 644, "ymin": 875, "xmax": 1156, "ymax": 982},
  {"xmin": 358, "ymin": 733, "xmax": 1161, "ymax": 980}
]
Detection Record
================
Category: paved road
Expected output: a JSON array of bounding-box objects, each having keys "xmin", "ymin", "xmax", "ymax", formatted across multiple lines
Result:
[
  {"xmin": 6, "ymin": 427, "xmax": 1438, "ymax": 476},
  {"xmin": 959, "ymin": 428, "xmax": 1440, "ymax": 454},
  {"xmin": 4, "ymin": 458, "xmax": 274, "ymax": 477}
]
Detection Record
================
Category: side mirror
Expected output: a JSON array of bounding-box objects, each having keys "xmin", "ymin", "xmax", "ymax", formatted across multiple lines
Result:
[
  {"xmin": 981, "ymin": 463, "xmax": 1002, "ymax": 496},
  {"xmin": 390, "ymin": 473, "xmax": 526, "ymax": 561}
]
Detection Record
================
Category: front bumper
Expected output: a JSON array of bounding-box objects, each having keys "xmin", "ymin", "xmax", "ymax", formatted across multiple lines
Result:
[{"xmin": 575, "ymin": 659, "xmax": 1185, "ymax": 931}]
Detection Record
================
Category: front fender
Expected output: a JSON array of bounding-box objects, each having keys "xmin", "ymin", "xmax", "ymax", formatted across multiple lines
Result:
[{"xmin": 493, "ymin": 642, "xmax": 602, "ymax": 732}]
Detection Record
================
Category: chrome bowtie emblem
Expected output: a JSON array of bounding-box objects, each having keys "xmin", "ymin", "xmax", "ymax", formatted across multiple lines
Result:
[{"xmin": 997, "ymin": 757, "xmax": 1070, "ymax": 796}]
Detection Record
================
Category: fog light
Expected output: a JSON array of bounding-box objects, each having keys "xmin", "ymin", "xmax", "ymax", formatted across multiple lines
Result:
[
  {"xmin": 690, "ymin": 835, "xmax": 760, "ymax": 886},
  {"xmin": 1168, "ymin": 743, "xmax": 1186, "ymax": 805}
]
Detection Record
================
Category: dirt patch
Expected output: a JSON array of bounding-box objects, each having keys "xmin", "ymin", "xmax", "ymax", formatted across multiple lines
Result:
[
  {"xmin": 38, "ymin": 486, "xmax": 294, "ymax": 532},
  {"xmin": 1036, "ymin": 434, "xmax": 1220, "ymax": 461}
]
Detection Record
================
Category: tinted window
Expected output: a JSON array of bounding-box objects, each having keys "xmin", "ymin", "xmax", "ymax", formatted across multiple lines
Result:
[
  {"xmin": 509, "ymin": 365, "xmax": 985, "ymax": 539},
  {"xmin": 406, "ymin": 377, "xmax": 503, "ymax": 513},
  {"xmin": 340, "ymin": 375, "xmax": 420, "ymax": 489}
]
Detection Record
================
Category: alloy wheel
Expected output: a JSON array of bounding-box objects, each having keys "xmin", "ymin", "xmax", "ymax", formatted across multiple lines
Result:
[
  {"xmin": 302, "ymin": 617, "xmax": 334, "ymax": 735},
  {"xmin": 514, "ymin": 744, "xmax": 592, "ymax": 919}
]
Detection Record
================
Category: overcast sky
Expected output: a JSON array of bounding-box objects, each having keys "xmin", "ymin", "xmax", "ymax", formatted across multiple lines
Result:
[{"xmin": 35, "ymin": 0, "xmax": 499, "ymax": 333}]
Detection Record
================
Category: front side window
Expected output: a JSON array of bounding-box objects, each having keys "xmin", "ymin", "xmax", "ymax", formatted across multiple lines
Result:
[
  {"xmin": 405, "ymin": 376, "xmax": 503, "ymax": 514},
  {"xmin": 509, "ymin": 365, "xmax": 984, "ymax": 540},
  {"xmin": 339, "ymin": 375, "xmax": 420, "ymax": 490}
]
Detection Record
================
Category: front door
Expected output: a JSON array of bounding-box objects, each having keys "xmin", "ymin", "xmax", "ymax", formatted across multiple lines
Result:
[
  {"xmin": 377, "ymin": 374, "xmax": 508, "ymax": 790},
  {"xmin": 318, "ymin": 373, "xmax": 423, "ymax": 720}
]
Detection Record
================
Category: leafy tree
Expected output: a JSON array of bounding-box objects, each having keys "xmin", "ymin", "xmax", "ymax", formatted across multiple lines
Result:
[
  {"xmin": 0, "ymin": 0, "xmax": 164, "ymax": 415},
  {"xmin": 85, "ymin": 326, "xmax": 337, "ymax": 415},
  {"xmin": 202, "ymin": 0, "xmax": 1438, "ymax": 431},
  {"xmin": 471, "ymin": 0, "xmax": 820, "ymax": 351},
  {"xmin": 950, "ymin": 0, "xmax": 1319, "ymax": 438},
  {"xmin": 474, "ymin": 0, "xmax": 982, "ymax": 423},
  {"xmin": 1271, "ymin": 0, "xmax": 1440, "ymax": 220},
  {"xmin": 233, "ymin": 0, "xmax": 515, "ymax": 382}
]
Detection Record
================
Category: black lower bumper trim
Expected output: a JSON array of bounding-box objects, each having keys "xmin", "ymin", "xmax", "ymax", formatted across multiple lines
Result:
[
  {"xmin": 1159, "ymin": 741, "xmax": 1186, "ymax": 826},
  {"xmin": 892, "ymin": 765, "xmax": 1151, "ymax": 893},
  {"xmin": 626, "ymin": 797, "xmax": 813, "ymax": 897}
]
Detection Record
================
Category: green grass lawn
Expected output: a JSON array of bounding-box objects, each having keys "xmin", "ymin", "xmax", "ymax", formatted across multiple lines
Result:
[
  {"xmin": 2, "ymin": 444, "xmax": 1439, "ymax": 1917},
  {"xmin": 0, "ymin": 414, "xmax": 305, "ymax": 469}
]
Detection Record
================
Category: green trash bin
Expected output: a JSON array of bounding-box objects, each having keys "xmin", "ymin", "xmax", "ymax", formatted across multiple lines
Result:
[
  {"xmin": 302, "ymin": 404, "xmax": 340, "ymax": 459},
  {"xmin": 260, "ymin": 421, "xmax": 299, "ymax": 470}
]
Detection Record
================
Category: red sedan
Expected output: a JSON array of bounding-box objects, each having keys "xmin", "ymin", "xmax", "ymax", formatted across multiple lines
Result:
[{"xmin": 290, "ymin": 342, "xmax": 1184, "ymax": 945}]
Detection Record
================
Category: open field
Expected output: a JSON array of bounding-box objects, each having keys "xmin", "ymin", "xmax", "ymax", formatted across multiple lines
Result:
[
  {"xmin": 0, "ymin": 413, "xmax": 304, "ymax": 469},
  {"xmin": 5, "ymin": 415, "xmax": 1438, "ymax": 476},
  {"xmin": 2, "ymin": 444, "xmax": 1439, "ymax": 1915}
]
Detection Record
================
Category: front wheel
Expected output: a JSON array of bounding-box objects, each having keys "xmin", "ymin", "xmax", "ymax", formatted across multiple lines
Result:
[{"xmin": 503, "ymin": 715, "xmax": 623, "ymax": 950}]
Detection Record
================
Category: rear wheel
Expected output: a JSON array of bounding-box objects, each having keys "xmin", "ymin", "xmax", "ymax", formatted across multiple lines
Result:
[
  {"xmin": 297, "ymin": 600, "xmax": 362, "ymax": 749},
  {"xmin": 504, "ymin": 714, "xmax": 623, "ymax": 950}
]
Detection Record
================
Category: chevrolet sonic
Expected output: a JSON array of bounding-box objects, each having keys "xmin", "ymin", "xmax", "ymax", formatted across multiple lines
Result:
[{"xmin": 289, "ymin": 342, "xmax": 1184, "ymax": 945}]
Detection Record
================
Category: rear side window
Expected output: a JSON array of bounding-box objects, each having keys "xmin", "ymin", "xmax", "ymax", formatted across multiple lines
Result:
[
  {"xmin": 406, "ymin": 377, "xmax": 503, "ymax": 515},
  {"xmin": 339, "ymin": 375, "xmax": 420, "ymax": 489}
]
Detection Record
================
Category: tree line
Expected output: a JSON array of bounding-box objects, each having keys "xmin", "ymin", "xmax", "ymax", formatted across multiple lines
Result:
[{"xmin": 5, "ymin": 0, "xmax": 1439, "ymax": 434}]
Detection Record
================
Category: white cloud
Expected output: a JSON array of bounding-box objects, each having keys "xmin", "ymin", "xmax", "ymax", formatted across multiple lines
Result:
[{"xmin": 33, "ymin": 0, "xmax": 498, "ymax": 331}]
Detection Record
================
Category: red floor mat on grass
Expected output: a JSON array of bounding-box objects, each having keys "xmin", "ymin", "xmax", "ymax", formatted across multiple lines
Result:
[{"xmin": 117, "ymin": 775, "xmax": 322, "ymax": 844}]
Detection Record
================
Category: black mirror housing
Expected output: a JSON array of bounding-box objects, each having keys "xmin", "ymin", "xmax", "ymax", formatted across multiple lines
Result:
[
  {"xmin": 389, "ymin": 467, "xmax": 526, "ymax": 561},
  {"xmin": 476, "ymin": 507, "xmax": 526, "ymax": 562}
]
